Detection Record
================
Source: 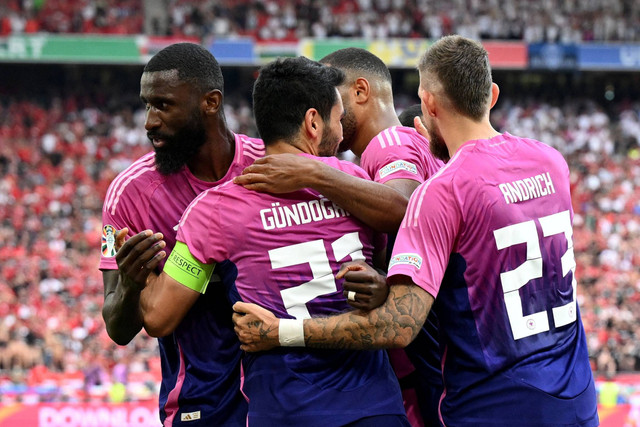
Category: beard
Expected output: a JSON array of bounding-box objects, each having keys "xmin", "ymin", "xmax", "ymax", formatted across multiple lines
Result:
[
  {"xmin": 318, "ymin": 123, "xmax": 342, "ymax": 157},
  {"xmin": 337, "ymin": 107, "xmax": 357, "ymax": 153},
  {"xmin": 150, "ymin": 116, "xmax": 207, "ymax": 175},
  {"xmin": 426, "ymin": 118, "xmax": 450, "ymax": 162},
  {"xmin": 429, "ymin": 132, "xmax": 450, "ymax": 162}
]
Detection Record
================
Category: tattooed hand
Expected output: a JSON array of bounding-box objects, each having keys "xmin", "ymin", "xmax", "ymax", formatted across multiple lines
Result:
[{"xmin": 232, "ymin": 302, "xmax": 280, "ymax": 352}]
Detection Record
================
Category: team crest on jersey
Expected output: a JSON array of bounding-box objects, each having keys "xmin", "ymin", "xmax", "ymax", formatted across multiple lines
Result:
[
  {"xmin": 379, "ymin": 160, "xmax": 418, "ymax": 178},
  {"xmin": 101, "ymin": 225, "xmax": 117, "ymax": 257},
  {"xmin": 389, "ymin": 253, "xmax": 423, "ymax": 269}
]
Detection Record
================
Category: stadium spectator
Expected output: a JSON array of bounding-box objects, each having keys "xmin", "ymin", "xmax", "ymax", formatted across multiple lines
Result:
[{"xmin": 1, "ymin": 0, "xmax": 639, "ymax": 42}]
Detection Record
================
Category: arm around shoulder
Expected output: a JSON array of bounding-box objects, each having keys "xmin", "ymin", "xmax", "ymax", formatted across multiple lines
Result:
[{"xmin": 305, "ymin": 161, "xmax": 408, "ymax": 233}]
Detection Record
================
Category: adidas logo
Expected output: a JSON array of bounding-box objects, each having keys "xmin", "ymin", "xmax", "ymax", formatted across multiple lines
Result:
[{"xmin": 180, "ymin": 411, "xmax": 201, "ymax": 421}]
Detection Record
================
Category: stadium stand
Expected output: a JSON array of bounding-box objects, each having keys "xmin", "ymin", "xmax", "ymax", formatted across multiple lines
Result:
[{"xmin": 0, "ymin": 0, "xmax": 639, "ymax": 41}]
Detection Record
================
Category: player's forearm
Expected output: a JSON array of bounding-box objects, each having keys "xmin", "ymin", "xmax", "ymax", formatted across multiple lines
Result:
[
  {"xmin": 139, "ymin": 273, "xmax": 173, "ymax": 337},
  {"xmin": 140, "ymin": 272, "xmax": 198, "ymax": 338},
  {"xmin": 102, "ymin": 284, "xmax": 144, "ymax": 345},
  {"xmin": 305, "ymin": 164, "xmax": 407, "ymax": 233},
  {"xmin": 302, "ymin": 284, "xmax": 431, "ymax": 350}
]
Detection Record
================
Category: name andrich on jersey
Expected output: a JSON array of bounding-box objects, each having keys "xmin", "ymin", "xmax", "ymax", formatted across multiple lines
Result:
[
  {"xmin": 260, "ymin": 198, "xmax": 350, "ymax": 230},
  {"xmin": 499, "ymin": 172, "xmax": 556, "ymax": 205}
]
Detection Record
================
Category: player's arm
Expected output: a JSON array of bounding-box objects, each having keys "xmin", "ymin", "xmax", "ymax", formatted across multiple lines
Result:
[
  {"xmin": 102, "ymin": 229, "xmax": 166, "ymax": 345},
  {"xmin": 233, "ymin": 270, "xmax": 433, "ymax": 352},
  {"xmin": 234, "ymin": 154, "xmax": 407, "ymax": 233},
  {"xmin": 384, "ymin": 178, "xmax": 421, "ymax": 200},
  {"xmin": 140, "ymin": 241, "xmax": 214, "ymax": 337}
]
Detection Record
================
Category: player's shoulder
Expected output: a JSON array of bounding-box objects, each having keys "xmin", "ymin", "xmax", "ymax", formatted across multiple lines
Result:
[
  {"xmin": 235, "ymin": 133, "xmax": 265, "ymax": 165},
  {"xmin": 180, "ymin": 180, "xmax": 240, "ymax": 224},
  {"xmin": 504, "ymin": 132, "xmax": 568, "ymax": 168},
  {"xmin": 103, "ymin": 152, "xmax": 164, "ymax": 213},
  {"xmin": 370, "ymin": 126, "xmax": 427, "ymax": 149},
  {"xmin": 311, "ymin": 154, "xmax": 369, "ymax": 179},
  {"xmin": 195, "ymin": 180, "xmax": 241, "ymax": 204}
]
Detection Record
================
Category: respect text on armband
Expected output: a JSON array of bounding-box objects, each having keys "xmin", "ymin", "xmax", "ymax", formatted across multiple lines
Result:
[{"xmin": 168, "ymin": 251, "xmax": 205, "ymax": 279}]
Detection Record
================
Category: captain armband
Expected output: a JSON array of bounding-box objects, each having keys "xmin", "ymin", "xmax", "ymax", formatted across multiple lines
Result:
[{"xmin": 164, "ymin": 241, "xmax": 215, "ymax": 293}]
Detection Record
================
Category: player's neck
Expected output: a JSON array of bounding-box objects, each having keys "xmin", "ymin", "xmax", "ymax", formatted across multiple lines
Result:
[
  {"xmin": 353, "ymin": 109, "xmax": 401, "ymax": 156},
  {"xmin": 443, "ymin": 116, "xmax": 500, "ymax": 157},
  {"xmin": 188, "ymin": 128, "xmax": 235, "ymax": 181},
  {"xmin": 266, "ymin": 140, "xmax": 314, "ymax": 156}
]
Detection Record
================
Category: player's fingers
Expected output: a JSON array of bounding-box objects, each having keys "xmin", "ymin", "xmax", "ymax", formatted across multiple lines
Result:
[
  {"xmin": 140, "ymin": 247, "xmax": 166, "ymax": 272},
  {"xmin": 114, "ymin": 228, "xmax": 129, "ymax": 251},
  {"xmin": 232, "ymin": 301, "xmax": 253, "ymax": 315},
  {"xmin": 232, "ymin": 312, "xmax": 244, "ymax": 326},
  {"xmin": 117, "ymin": 232, "xmax": 163, "ymax": 271},
  {"xmin": 116, "ymin": 230, "xmax": 152, "ymax": 262},
  {"xmin": 414, "ymin": 116, "xmax": 430, "ymax": 140},
  {"xmin": 234, "ymin": 173, "xmax": 269, "ymax": 186},
  {"xmin": 343, "ymin": 282, "xmax": 373, "ymax": 296},
  {"xmin": 347, "ymin": 300, "xmax": 369, "ymax": 310},
  {"xmin": 336, "ymin": 261, "xmax": 367, "ymax": 279},
  {"xmin": 131, "ymin": 245, "xmax": 165, "ymax": 282},
  {"xmin": 239, "ymin": 343, "xmax": 256, "ymax": 352},
  {"xmin": 251, "ymin": 156, "xmax": 269, "ymax": 165},
  {"xmin": 240, "ymin": 182, "xmax": 272, "ymax": 193}
]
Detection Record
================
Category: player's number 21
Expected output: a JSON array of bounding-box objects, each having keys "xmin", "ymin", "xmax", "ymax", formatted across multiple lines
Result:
[
  {"xmin": 269, "ymin": 232, "xmax": 365, "ymax": 319},
  {"xmin": 493, "ymin": 210, "xmax": 577, "ymax": 340}
]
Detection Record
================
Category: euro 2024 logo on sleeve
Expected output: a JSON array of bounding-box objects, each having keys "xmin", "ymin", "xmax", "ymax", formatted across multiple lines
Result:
[{"xmin": 102, "ymin": 225, "xmax": 117, "ymax": 257}]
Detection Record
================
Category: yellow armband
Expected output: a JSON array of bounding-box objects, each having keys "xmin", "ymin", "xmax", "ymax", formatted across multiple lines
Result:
[{"xmin": 164, "ymin": 241, "xmax": 215, "ymax": 293}]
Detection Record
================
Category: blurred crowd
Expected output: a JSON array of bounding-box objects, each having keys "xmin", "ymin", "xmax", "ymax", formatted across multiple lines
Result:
[
  {"xmin": 1, "ymin": 0, "xmax": 639, "ymax": 42},
  {"xmin": 0, "ymin": 80, "xmax": 639, "ymax": 402}
]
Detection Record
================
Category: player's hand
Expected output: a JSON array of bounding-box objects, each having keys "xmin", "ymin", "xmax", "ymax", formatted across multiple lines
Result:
[
  {"xmin": 233, "ymin": 154, "xmax": 316, "ymax": 193},
  {"xmin": 413, "ymin": 115, "xmax": 431, "ymax": 141},
  {"xmin": 115, "ymin": 228, "xmax": 166, "ymax": 292},
  {"xmin": 337, "ymin": 260, "xmax": 389, "ymax": 310},
  {"xmin": 232, "ymin": 302, "xmax": 280, "ymax": 352}
]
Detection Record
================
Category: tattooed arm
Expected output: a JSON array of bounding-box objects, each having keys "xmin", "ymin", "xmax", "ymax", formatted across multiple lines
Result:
[{"xmin": 232, "ymin": 273, "xmax": 433, "ymax": 352}]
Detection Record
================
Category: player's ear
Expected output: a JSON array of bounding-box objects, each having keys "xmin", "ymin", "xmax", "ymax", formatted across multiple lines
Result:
[
  {"xmin": 423, "ymin": 90, "xmax": 437, "ymax": 118},
  {"xmin": 203, "ymin": 89, "xmax": 223, "ymax": 115},
  {"xmin": 489, "ymin": 83, "xmax": 500, "ymax": 110},
  {"xmin": 304, "ymin": 108, "xmax": 321, "ymax": 138},
  {"xmin": 353, "ymin": 77, "xmax": 370, "ymax": 104}
]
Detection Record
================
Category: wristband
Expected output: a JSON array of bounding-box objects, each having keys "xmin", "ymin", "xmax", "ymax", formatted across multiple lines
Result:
[{"xmin": 278, "ymin": 318, "xmax": 305, "ymax": 347}]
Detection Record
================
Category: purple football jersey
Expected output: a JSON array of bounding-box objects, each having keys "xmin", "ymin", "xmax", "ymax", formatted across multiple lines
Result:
[
  {"xmin": 176, "ymin": 153, "xmax": 405, "ymax": 426},
  {"xmin": 389, "ymin": 133, "xmax": 598, "ymax": 426}
]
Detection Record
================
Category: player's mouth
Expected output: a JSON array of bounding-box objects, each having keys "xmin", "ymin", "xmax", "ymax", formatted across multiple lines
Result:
[{"xmin": 148, "ymin": 134, "xmax": 167, "ymax": 149}]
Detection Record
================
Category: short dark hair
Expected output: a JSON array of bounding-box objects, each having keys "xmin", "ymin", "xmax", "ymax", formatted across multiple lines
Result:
[
  {"xmin": 319, "ymin": 47, "xmax": 391, "ymax": 84},
  {"xmin": 397, "ymin": 104, "xmax": 423, "ymax": 127},
  {"xmin": 418, "ymin": 35, "xmax": 492, "ymax": 121},
  {"xmin": 253, "ymin": 56, "xmax": 345, "ymax": 145},
  {"xmin": 144, "ymin": 42, "xmax": 224, "ymax": 94}
]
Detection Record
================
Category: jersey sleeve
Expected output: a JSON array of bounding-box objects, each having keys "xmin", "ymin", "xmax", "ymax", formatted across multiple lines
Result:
[
  {"xmin": 361, "ymin": 127, "xmax": 430, "ymax": 184},
  {"xmin": 387, "ymin": 177, "xmax": 461, "ymax": 298},
  {"xmin": 173, "ymin": 186, "xmax": 231, "ymax": 292},
  {"xmin": 99, "ymin": 182, "xmax": 149, "ymax": 270}
]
